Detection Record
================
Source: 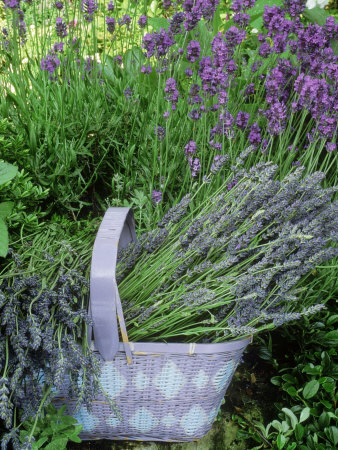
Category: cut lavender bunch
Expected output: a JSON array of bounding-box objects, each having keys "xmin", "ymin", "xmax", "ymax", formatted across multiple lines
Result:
[
  {"xmin": 0, "ymin": 222, "xmax": 101, "ymax": 437},
  {"xmin": 117, "ymin": 161, "xmax": 337, "ymax": 343}
]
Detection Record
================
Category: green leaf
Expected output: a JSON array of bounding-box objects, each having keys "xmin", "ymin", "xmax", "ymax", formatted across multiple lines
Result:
[
  {"xmin": 0, "ymin": 202, "xmax": 13, "ymax": 219},
  {"xmin": 326, "ymin": 426, "xmax": 338, "ymax": 446},
  {"xmin": 60, "ymin": 415, "xmax": 77, "ymax": 426},
  {"xmin": 324, "ymin": 330, "xmax": 338, "ymax": 346},
  {"xmin": 302, "ymin": 364, "xmax": 322, "ymax": 375},
  {"xmin": 271, "ymin": 420, "xmax": 283, "ymax": 432},
  {"xmin": 67, "ymin": 433, "xmax": 82, "ymax": 443},
  {"xmin": 44, "ymin": 438, "xmax": 68, "ymax": 450},
  {"xmin": 295, "ymin": 423, "xmax": 304, "ymax": 442},
  {"xmin": 0, "ymin": 217, "xmax": 9, "ymax": 258},
  {"xmin": 300, "ymin": 407, "xmax": 310, "ymax": 423},
  {"xmin": 148, "ymin": 17, "xmax": 170, "ymax": 31},
  {"xmin": 123, "ymin": 47, "xmax": 145, "ymax": 76},
  {"xmin": 319, "ymin": 412, "xmax": 330, "ymax": 429},
  {"xmin": 303, "ymin": 7, "xmax": 331, "ymax": 26},
  {"xmin": 282, "ymin": 408, "xmax": 298, "ymax": 429},
  {"xmin": 327, "ymin": 315, "xmax": 338, "ymax": 327},
  {"xmin": 271, "ymin": 376, "xmax": 281, "ymax": 386},
  {"xmin": 34, "ymin": 437, "xmax": 48, "ymax": 448},
  {"xmin": 286, "ymin": 386, "xmax": 298, "ymax": 397},
  {"xmin": 277, "ymin": 433, "xmax": 286, "ymax": 449},
  {"xmin": 303, "ymin": 380, "xmax": 320, "ymax": 399},
  {"xmin": 0, "ymin": 161, "xmax": 18, "ymax": 185}
]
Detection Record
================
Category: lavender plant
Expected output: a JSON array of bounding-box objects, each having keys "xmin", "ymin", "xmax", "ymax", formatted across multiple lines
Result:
[
  {"xmin": 0, "ymin": 221, "xmax": 102, "ymax": 447},
  {"xmin": 116, "ymin": 159, "xmax": 338, "ymax": 343}
]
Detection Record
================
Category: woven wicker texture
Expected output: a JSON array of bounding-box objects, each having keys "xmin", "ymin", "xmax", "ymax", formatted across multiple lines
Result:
[
  {"xmin": 53, "ymin": 208, "xmax": 251, "ymax": 441},
  {"xmin": 53, "ymin": 338, "xmax": 249, "ymax": 441}
]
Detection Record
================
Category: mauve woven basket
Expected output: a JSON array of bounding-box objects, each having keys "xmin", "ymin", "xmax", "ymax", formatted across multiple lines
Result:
[{"xmin": 53, "ymin": 208, "xmax": 251, "ymax": 442}]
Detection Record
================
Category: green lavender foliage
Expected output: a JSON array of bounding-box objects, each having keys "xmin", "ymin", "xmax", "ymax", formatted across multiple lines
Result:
[{"xmin": 0, "ymin": 161, "xmax": 17, "ymax": 257}]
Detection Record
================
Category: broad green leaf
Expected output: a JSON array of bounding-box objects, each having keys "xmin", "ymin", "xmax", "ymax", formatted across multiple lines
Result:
[
  {"xmin": 44, "ymin": 438, "xmax": 68, "ymax": 450},
  {"xmin": 34, "ymin": 437, "xmax": 48, "ymax": 448},
  {"xmin": 303, "ymin": 7, "xmax": 331, "ymax": 26},
  {"xmin": 277, "ymin": 433, "xmax": 286, "ymax": 449},
  {"xmin": 0, "ymin": 217, "xmax": 9, "ymax": 257},
  {"xmin": 0, "ymin": 161, "xmax": 18, "ymax": 185},
  {"xmin": 123, "ymin": 47, "xmax": 145, "ymax": 76},
  {"xmin": 271, "ymin": 376, "xmax": 282, "ymax": 386},
  {"xmin": 302, "ymin": 365, "xmax": 322, "ymax": 375},
  {"xmin": 148, "ymin": 17, "xmax": 170, "ymax": 31},
  {"xmin": 327, "ymin": 315, "xmax": 338, "ymax": 326},
  {"xmin": 303, "ymin": 380, "xmax": 319, "ymax": 399},
  {"xmin": 271, "ymin": 420, "xmax": 283, "ymax": 432},
  {"xmin": 324, "ymin": 330, "xmax": 338, "ymax": 345},
  {"xmin": 318, "ymin": 411, "xmax": 330, "ymax": 429},
  {"xmin": 300, "ymin": 407, "xmax": 310, "ymax": 423},
  {"xmin": 282, "ymin": 408, "xmax": 298, "ymax": 429},
  {"xmin": 0, "ymin": 202, "xmax": 13, "ymax": 219},
  {"xmin": 295, "ymin": 423, "xmax": 304, "ymax": 442},
  {"xmin": 327, "ymin": 426, "xmax": 338, "ymax": 446},
  {"xmin": 67, "ymin": 433, "xmax": 82, "ymax": 443},
  {"xmin": 60, "ymin": 415, "xmax": 77, "ymax": 426},
  {"xmin": 286, "ymin": 386, "xmax": 298, "ymax": 397}
]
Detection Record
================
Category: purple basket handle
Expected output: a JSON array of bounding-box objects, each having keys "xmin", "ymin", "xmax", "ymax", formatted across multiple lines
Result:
[{"xmin": 88, "ymin": 208, "xmax": 137, "ymax": 361}]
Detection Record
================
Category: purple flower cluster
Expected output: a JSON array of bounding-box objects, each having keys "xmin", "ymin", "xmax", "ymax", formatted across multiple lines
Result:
[
  {"xmin": 165, "ymin": 78, "xmax": 179, "ymax": 110},
  {"xmin": 81, "ymin": 0, "xmax": 98, "ymax": 22},
  {"xmin": 119, "ymin": 15, "xmax": 131, "ymax": 30},
  {"xmin": 151, "ymin": 190, "xmax": 162, "ymax": 204},
  {"xmin": 142, "ymin": 28, "xmax": 174, "ymax": 59},
  {"xmin": 106, "ymin": 17, "xmax": 116, "ymax": 34},
  {"xmin": 236, "ymin": 111, "xmax": 250, "ymax": 129},
  {"xmin": 184, "ymin": 140, "xmax": 197, "ymax": 156},
  {"xmin": 41, "ymin": 52, "xmax": 61, "ymax": 78},
  {"xmin": 186, "ymin": 40, "xmax": 200, "ymax": 63},
  {"xmin": 187, "ymin": 156, "xmax": 201, "ymax": 177},
  {"xmin": 231, "ymin": 0, "xmax": 256, "ymax": 12},
  {"xmin": 138, "ymin": 15, "xmax": 147, "ymax": 29},
  {"xmin": 54, "ymin": 1, "xmax": 63, "ymax": 9},
  {"xmin": 55, "ymin": 17, "xmax": 68, "ymax": 38},
  {"xmin": 107, "ymin": 0, "xmax": 114, "ymax": 11},
  {"xmin": 155, "ymin": 125, "xmax": 166, "ymax": 141}
]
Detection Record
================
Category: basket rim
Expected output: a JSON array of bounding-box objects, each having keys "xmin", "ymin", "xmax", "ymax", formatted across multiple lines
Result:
[{"xmin": 89, "ymin": 335, "xmax": 251, "ymax": 356}]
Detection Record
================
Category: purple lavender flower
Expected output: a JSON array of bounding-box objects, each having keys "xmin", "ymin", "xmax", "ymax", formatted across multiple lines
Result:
[
  {"xmin": 186, "ymin": 40, "xmax": 201, "ymax": 63},
  {"xmin": 123, "ymin": 86, "xmax": 133, "ymax": 99},
  {"xmin": 210, "ymin": 154, "xmax": 229, "ymax": 174},
  {"xmin": 53, "ymin": 42, "xmax": 64, "ymax": 53},
  {"xmin": 169, "ymin": 12, "xmax": 185, "ymax": 35},
  {"xmin": 184, "ymin": 140, "xmax": 197, "ymax": 157},
  {"xmin": 142, "ymin": 29, "xmax": 174, "ymax": 59},
  {"xmin": 151, "ymin": 190, "xmax": 162, "ymax": 204},
  {"xmin": 244, "ymin": 83, "xmax": 255, "ymax": 97},
  {"xmin": 114, "ymin": 54, "xmax": 122, "ymax": 65},
  {"xmin": 265, "ymin": 101, "xmax": 287, "ymax": 136},
  {"xmin": 119, "ymin": 15, "xmax": 131, "ymax": 30},
  {"xmin": 188, "ymin": 109, "xmax": 201, "ymax": 121},
  {"xmin": 155, "ymin": 126, "xmax": 166, "ymax": 141},
  {"xmin": 165, "ymin": 78, "xmax": 179, "ymax": 109},
  {"xmin": 4, "ymin": 0, "xmax": 20, "ymax": 8},
  {"xmin": 248, "ymin": 123, "xmax": 261, "ymax": 145},
  {"xmin": 231, "ymin": 0, "xmax": 256, "ymax": 12},
  {"xmin": 107, "ymin": 0, "xmax": 114, "ymax": 11},
  {"xmin": 183, "ymin": 0, "xmax": 203, "ymax": 32},
  {"xmin": 163, "ymin": 0, "xmax": 172, "ymax": 9},
  {"xmin": 55, "ymin": 1, "xmax": 63, "ymax": 9},
  {"xmin": 138, "ymin": 15, "xmax": 147, "ymax": 28},
  {"xmin": 41, "ymin": 52, "xmax": 61, "ymax": 76},
  {"xmin": 81, "ymin": 0, "xmax": 98, "ymax": 22},
  {"xmin": 225, "ymin": 26, "xmax": 246, "ymax": 48},
  {"xmin": 106, "ymin": 17, "xmax": 116, "ymax": 34},
  {"xmin": 282, "ymin": 0, "xmax": 306, "ymax": 17},
  {"xmin": 326, "ymin": 142, "xmax": 336, "ymax": 152},
  {"xmin": 259, "ymin": 42, "xmax": 272, "ymax": 58},
  {"xmin": 236, "ymin": 111, "xmax": 250, "ymax": 129},
  {"xmin": 233, "ymin": 12, "xmax": 250, "ymax": 28},
  {"xmin": 187, "ymin": 157, "xmax": 201, "ymax": 177},
  {"xmin": 185, "ymin": 67, "xmax": 193, "ymax": 77},
  {"xmin": 163, "ymin": 111, "xmax": 170, "ymax": 119},
  {"xmin": 141, "ymin": 65, "xmax": 152, "ymax": 73},
  {"xmin": 55, "ymin": 17, "xmax": 68, "ymax": 38}
]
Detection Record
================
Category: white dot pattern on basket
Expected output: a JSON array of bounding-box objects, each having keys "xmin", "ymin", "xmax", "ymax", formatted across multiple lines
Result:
[
  {"xmin": 192, "ymin": 369, "xmax": 209, "ymax": 389},
  {"xmin": 180, "ymin": 405, "xmax": 208, "ymax": 435},
  {"xmin": 133, "ymin": 371, "xmax": 150, "ymax": 390},
  {"xmin": 129, "ymin": 407, "xmax": 159, "ymax": 432},
  {"xmin": 73, "ymin": 406, "xmax": 99, "ymax": 432},
  {"xmin": 161, "ymin": 413, "xmax": 177, "ymax": 427},
  {"xmin": 105, "ymin": 413, "xmax": 121, "ymax": 428},
  {"xmin": 153, "ymin": 360, "xmax": 185, "ymax": 399},
  {"xmin": 99, "ymin": 364, "xmax": 126, "ymax": 398},
  {"xmin": 212, "ymin": 361, "xmax": 234, "ymax": 393}
]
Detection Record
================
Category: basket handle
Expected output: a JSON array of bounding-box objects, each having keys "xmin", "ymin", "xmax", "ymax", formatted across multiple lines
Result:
[{"xmin": 88, "ymin": 207, "xmax": 137, "ymax": 362}]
